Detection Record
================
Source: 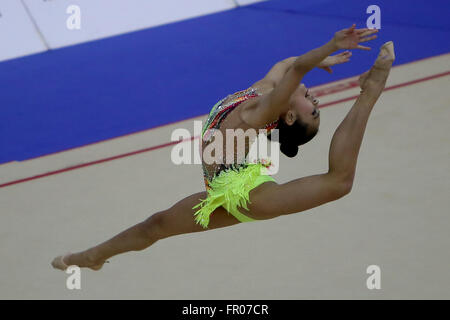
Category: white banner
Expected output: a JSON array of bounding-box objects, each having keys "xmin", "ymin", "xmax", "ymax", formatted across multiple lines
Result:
[
  {"xmin": 235, "ymin": 0, "xmax": 267, "ymax": 6},
  {"xmin": 22, "ymin": 0, "xmax": 237, "ymax": 49},
  {"xmin": 0, "ymin": 0, "xmax": 47, "ymax": 62}
]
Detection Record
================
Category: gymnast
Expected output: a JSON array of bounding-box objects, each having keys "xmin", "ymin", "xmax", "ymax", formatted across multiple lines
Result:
[{"xmin": 52, "ymin": 24, "xmax": 394, "ymax": 271}]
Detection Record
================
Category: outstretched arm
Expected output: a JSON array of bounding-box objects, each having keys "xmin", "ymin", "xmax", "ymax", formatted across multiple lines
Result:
[
  {"xmin": 251, "ymin": 56, "xmax": 298, "ymax": 90},
  {"xmin": 252, "ymin": 42, "xmax": 339, "ymax": 93},
  {"xmin": 252, "ymin": 52, "xmax": 351, "ymax": 90},
  {"xmin": 253, "ymin": 41, "xmax": 395, "ymax": 217},
  {"xmin": 248, "ymin": 25, "xmax": 378, "ymax": 127}
]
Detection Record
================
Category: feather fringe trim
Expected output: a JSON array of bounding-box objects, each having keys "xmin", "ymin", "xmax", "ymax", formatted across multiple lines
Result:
[{"xmin": 192, "ymin": 162, "xmax": 275, "ymax": 228}]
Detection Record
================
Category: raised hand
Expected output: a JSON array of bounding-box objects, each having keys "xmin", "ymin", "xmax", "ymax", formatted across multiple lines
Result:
[
  {"xmin": 318, "ymin": 51, "xmax": 352, "ymax": 73},
  {"xmin": 333, "ymin": 24, "xmax": 378, "ymax": 51}
]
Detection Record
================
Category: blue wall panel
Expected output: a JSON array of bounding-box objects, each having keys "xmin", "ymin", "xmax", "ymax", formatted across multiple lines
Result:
[{"xmin": 1, "ymin": 1, "xmax": 449, "ymax": 163}]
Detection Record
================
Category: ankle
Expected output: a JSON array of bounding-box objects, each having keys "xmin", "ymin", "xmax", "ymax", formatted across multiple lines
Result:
[
  {"xmin": 83, "ymin": 249, "xmax": 103, "ymax": 266},
  {"xmin": 372, "ymin": 63, "xmax": 392, "ymax": 72},
  {"xmin": 367, "ymin": 66, "xmax": 390, "ymax": 84}
]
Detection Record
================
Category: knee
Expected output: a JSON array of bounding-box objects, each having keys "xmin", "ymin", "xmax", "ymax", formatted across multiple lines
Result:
[{"xmin": 142, "ymin": 210, "xmax": 169, "ymax": 241}]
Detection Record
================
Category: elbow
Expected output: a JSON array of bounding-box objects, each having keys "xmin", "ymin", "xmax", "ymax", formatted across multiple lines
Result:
[
  {"xmin": 292, "ymin": 61, "xmax": 310, "ymax": 74},
  {"xmin": 339, "ymin": 178, "xmax": 354, "ymax": 197},
  {"xmin": 331, "ymin": 172, "xmax": 355, "ymax": 199}
]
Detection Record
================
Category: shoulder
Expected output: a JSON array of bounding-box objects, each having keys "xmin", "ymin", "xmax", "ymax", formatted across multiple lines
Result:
[
  {"xmin": 250, "ymin": 80, "xmax": 276, "ymax": 94},
  {"xmin": 238, "ymin": 85, "xmax": 275, "ymax": 129}
]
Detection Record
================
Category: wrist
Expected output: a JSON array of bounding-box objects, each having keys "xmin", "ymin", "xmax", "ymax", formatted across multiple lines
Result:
[{"xmin": 328, "ymin": 38, "xmax": 339, "ymax": 52}]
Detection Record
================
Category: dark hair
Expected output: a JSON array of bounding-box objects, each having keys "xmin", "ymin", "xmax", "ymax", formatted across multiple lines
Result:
[{"xmin": 267, "ymin": 119, "xmax": 318, "ymax": 157}]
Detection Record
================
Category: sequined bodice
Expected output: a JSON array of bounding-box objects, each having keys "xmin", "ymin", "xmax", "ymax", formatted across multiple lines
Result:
[{"xmin": 201, "ymin": 87, "xmax": 277, "ymax": 190}]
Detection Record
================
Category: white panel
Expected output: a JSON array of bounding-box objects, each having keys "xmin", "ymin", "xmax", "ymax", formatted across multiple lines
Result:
[
  {"xmin": 235, "ymin": 0, "xmax": 267, "ymax": 6},
  {"xmin": 0, "ymin": 0, "xmax": 47, "ymax": 62},
  {"xmin": 23, "ymin": 0, "xmax": 236, "ymax": 49}
]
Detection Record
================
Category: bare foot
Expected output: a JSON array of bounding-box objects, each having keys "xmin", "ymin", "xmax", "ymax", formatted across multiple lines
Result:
[
  {"xmin": 359, "ymin": 41, "xmax": 395, "ymax": 91},
  {"xmin": 51, "ymin": 255, "xmax": 66, "ymax": 271},
  {"xmin": 374, "ymin": 41, "xmax": 395, "ymax": 70},
  {"xmin": 51, "ymin": 252, "xmax": 108, "ymax": 271}
]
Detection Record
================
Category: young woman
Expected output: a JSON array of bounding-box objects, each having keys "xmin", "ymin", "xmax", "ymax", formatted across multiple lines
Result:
[{"xmin": 52, "ymin": 25, "xmax": 394, "ymax": 271}]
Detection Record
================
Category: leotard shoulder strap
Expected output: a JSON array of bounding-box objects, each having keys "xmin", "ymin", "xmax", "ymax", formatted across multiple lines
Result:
[{"xmin": 203, "ymin": 87, "xmax": 278, "ymax": 142}]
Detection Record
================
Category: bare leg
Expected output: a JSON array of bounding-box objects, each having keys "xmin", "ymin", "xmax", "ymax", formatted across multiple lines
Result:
[
  {"xmin": 52, "ymin": 192, "xmax": 241, "ymax": 270},
  {"xmin": 242, "ymin": 42, "xmax": 396, "ymax": 219},
  {"xmin": 52, "ymin": 42, "xmax": 395, "ymax": 271}
]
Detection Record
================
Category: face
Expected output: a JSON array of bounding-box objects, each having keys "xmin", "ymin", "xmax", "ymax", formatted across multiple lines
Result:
[{"xmin": 284, "ymin": 83, "xmax": 320, "ymax": 130}]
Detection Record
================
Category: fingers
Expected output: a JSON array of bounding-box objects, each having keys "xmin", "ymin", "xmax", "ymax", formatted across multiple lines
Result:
[
  {"xmin": 323, "ymin": 66, "xmax": 333, "ymax": 74},
  {"xmin": 356, "ymin": 28, "xmax": 368, "ymax": 34},
  {"xmin": 346, "ymin": 25, "xmax": 379, "ymax": 36},
  {"xmin": 338, "ymin": 25, "xmax": 379, "ymax": 51},
  {"xmin": 337, "ymin": 51, "xmax": 352, "ymax": 57},
  {"xmin": 345, "ymin": 23, "xmax": 356, "ymax": 34},
  {"xmin": 359, "ymin": 35, "xmax": 378, "ymax": 42},
  {"xmin": 356, "ymin": 45, "xmax": 371, "ymax": 50},
  {"xmin": 357, "ymin": 29, "xmax": 378, "ymax": 47},
  {"xmin": 359, "ymin": 29, "xmax": 378, "ymax": 37},
  {"xmin": 337, "ymin": 51, "xmax": 351, "ymax": 62}
]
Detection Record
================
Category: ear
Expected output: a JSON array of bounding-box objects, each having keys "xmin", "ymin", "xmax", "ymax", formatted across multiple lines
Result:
[{"xmin": 284, "ymin": 109, "xmax": 297, "ymax": 126}]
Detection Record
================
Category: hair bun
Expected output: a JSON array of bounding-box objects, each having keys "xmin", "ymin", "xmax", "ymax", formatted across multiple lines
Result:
[{"xmin": 280, "ymin": 143, "xmax": 299, "ymax": 158}]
